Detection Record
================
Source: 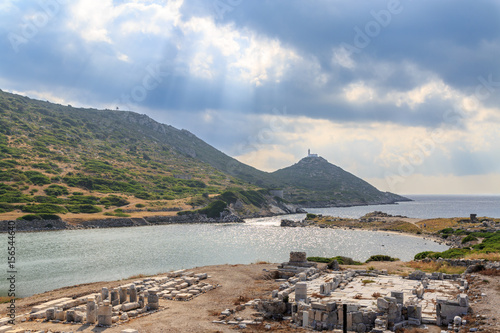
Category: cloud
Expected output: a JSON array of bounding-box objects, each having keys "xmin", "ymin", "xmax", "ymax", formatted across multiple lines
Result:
[{"xmin": 0, "ymin": 0, "xmax": 499, "ymax": 194}]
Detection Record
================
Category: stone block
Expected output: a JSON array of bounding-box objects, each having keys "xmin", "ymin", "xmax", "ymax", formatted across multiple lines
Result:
[
  {"xmin": 87, "ymin": 299, "xmax": 97, "ymax": 324},
  {"xmin": 54, "ymin": 308, "xmax": 65, "ymax": 321},
  {"xmin": 101, "ymin": 287, "xmax": 109, "ymax": 300},
  {"xmin": 377, "ymin": 297, "xmax": 389, "ymax": 310},
  {"xmin": 122, "ymin": 302, "xmax": 140, "ymax": 312},
  {"xmin": 74, "ymin": 311, "xmax": 85, "ymax": 323},
  {"xmin": 129, "ymin": 284, "xmax": 137, "ymax": 303},
  {"xmin": 326, "ymin": 302, "xmax": 337, "ymax": 312},
  {"xmin": 315, "ymin": 310, "xmax": 323, "ymax": 321},
  {"xmin": 176, "ymin": 293, "xmax": 192, "ymax": 301},
  {"xmin": 147, "ymin": 293, "xmax": 159, "ymax": 310},
  {"xmin": 302, "ymin": 311, "xmax": 309, "ymax": 327},
  {"xmin": 97, "ymin": 301, "xmax": 112, "ymax": 326},
  {"xmin": 289, "ymin": 251, "xmax": 307, "ymax": 263},
  {"xmin": 458, "ymin": 294, "xmax": 468, "ymax": 307},
  {"xmin": 312, "ymin": 302, "xmax": 327, "ymax": 311},
  {"xmin": 391, "ymin": 291, "xmax": 404, "ymax": 304},
  {"xmin": 66, "ymin": 310, "xmax": 76, "ymax": 322},
  {"xmin": 352, "ymin": 311, "xmax": 363, "ymax": 324},
  {"xmin": 110, "ymin": 290, "xmax": 120, "ymax": 306},
  {"xmin": 45, "ymin": 308, "xmax": 55, "ymax": 321}
]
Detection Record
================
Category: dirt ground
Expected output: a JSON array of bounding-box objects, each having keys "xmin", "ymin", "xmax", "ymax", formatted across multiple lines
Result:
[
  {"xmin": 0, "ymin": 263, "xmax": 301, "ymax": 332},
  {"xmin": 464, "ymin": 272, "xmax": 500, "ymax": 332},
  {"xmin": 1, "ymin": 262, "xmax": 499, "ymax": 333}
]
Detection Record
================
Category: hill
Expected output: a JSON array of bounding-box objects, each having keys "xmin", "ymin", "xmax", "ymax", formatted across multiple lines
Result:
[
  {"xmin": 0, "ymin": 89, "xmax": 407, "ymax": 221},
  {"xmin": 271, "ymin": 156, "xmax": 408, "ymax": 207}
]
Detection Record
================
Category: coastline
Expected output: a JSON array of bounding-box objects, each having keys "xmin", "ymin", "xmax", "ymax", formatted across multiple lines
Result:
[{"xmin": 0, "ymin": 198, "xmax": 414, "ymax": 233}]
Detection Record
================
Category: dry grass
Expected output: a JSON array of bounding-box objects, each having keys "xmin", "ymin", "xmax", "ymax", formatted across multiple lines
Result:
[
  {"xmin": 353, "ymin": 294, "xmax": 362, "ymax": 299},
  {"xmin": 233, "ymin": 295, "xmax": 251, "ymax": 305},
  {"xmin": 0, "ymin": 297, "xmax": 13, "ymax": 304},
  {"xmin": 416, "ymin": 218, "xmax": 464, "ymax": 233},
  {"xmin": 479, "ymin": 268, "xmax": 500, "ymax": 276},
  {"xmin": 311, "ymin": 292, "xmax": 327, "ymax": 299},
  {"xmin": 372, "ymin": 292, "xmax": 381, "ymax": 298},
  {"xmin": 407, "ymin": 261, "xmax": 466, "ymax": 275},
  {"xmin": 465, "ymin": 252, "xmax": 500, "ymax": 261},
  {"xmin": 254, "ymin": 261, "xmax": 270, "ymax": 264}
]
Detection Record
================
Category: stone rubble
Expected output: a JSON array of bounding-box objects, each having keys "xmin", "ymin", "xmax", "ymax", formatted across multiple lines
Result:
[{"xmin": 0, "ymin": 269, "xmax": 217, "ymax": 331}]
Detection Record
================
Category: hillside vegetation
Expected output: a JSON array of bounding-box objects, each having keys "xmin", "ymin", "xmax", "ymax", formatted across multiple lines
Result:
[
  {"xmin": 0, "ymin": 89, "xmax": 408, "ymax": 221},
  {"xmin": 0, "ymin": 90, "xmax": 257, "ymax": 220}
]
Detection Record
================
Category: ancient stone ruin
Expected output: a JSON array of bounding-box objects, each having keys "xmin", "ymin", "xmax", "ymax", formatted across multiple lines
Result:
[
  {"xmin": 0, "ymin": 269, "xmax": 216, "ymax": 331},
  {"xmin": 214, "ymin": 251, "xmax": 470, "ymax": 332}
]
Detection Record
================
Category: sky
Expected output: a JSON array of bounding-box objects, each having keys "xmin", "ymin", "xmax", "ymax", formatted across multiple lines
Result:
[{"xmin": 1, "ymin": 0, "xmax": 499, "ymax": 195}]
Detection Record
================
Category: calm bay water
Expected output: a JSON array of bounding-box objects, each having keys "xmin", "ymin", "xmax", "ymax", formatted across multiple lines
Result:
[
  {"xmin": 3, "ymin": 195, "xmax": 499, "ymax": 297},
  {"xmin": 308, "ymin": 195, "xmax": 500, "ymax": 219}
]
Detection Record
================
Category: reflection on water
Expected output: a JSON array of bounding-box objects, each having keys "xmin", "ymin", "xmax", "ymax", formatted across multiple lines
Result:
[{"xmin": 3, "ymin": 216, "xmax": 447, "ymax": 297}]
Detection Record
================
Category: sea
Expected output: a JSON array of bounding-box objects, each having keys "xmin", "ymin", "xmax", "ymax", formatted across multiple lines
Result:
[{"xmin": 2, "ymin": 194, "xmax": 500, "ymax": 297}]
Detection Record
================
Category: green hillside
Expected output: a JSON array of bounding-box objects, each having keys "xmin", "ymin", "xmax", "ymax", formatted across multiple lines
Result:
[
  {"xmin": 0, "ymin": 89, "xmax": 259, "ymax": 219},
  {"xmin": 0, "ymin": 89, "xmax": 408, "ymax": 220}
]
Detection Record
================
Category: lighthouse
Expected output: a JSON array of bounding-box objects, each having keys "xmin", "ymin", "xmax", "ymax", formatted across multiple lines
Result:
[{"xmin": 307, "ymin": 149, "xmax": 318, "ymax": 158}]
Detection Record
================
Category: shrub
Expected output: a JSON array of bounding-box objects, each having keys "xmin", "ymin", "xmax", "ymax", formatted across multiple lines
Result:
[
  {"xmin": 21, "ymin": 204, "xmax": 67, "ymax": 214},
  {"xmin": 17, "ymin": 214, "xmax": 42, "ymax": 221},
  {"xmin": 366, "ymin": 255, "xmax": 399, "ymax": 263},
  {"xmin": 196, "ymin": 200, "xmax": 227, "ymax": 218},
  {"xmin": 414, "ymin": 251, "xmax": 436, "ymax": 260},
  {"xmin": 66, "ymin": 204, "xmax": 102, "ymax": 214},
  {"xmin": 99, "ymin": 195, "xmax": 129, "ymax": 207},
  {"xmin": 39, "ymin": 214, "xmax": 61, "ymax": 220},
  {"xmin": 462, "ymin": 235, "xmax": 478, "ymax": 244},
  {"xmin": 135, "ymin": 203, "xmax": 146, "ymax": 208},
  {"xmin": 307, "ymin": 256, "xmax": 362, "ymax": 265},
  {"xmin": 24, "ymin": 171, "xmax": 51, "ymax": 185},
  {"xmin": 0, "ymin": 203, "xmax": 16, "ymax": 213},
  {"xmin": 44, "ymin": 184, "xmax": 69, "ymax": 197},
  {"xmin": 306, "ymin": 213, "xmax": 317, "ymax": 220}
]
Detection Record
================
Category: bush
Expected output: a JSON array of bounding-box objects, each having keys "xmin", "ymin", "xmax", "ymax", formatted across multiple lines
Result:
[
  {"xmin": 34, "ymin": 196, "xmax": 65, "ymax": 204},
  {"xmin": 366, "ymin": 255, "xmax": 399, "ymax": 262},
  {"xmin": 135, "ymin": 203, "xmax": 146, "ymax": 208},
  {"xmin": 99, "ymin": 195, "xmax": 129, "ymax": 207},
  {"xmin": 24, "ymin": 171, "xmax": 51, "ymax": 185},
  {"xmin": 307, "ymin": 256, "xmax": 362, "ymax": 265},
  {"xmin": 306, "ymin": 213, "xmax": 317, "ymax": 220},
  {"xmin": 21, "ymin": 204, "xmax": 67, "ymax": 214},
  {"xmin": 44, "ymin": 184, "xmax": 69, "ymax": 197},
  {"xmin": 39, "ymin": 214, "xmax": 61, "ymax": 220},
  {"xmin": 414, "ymin": 251, "xmax": 436, "ymax": 260},
  {"xmin": 66, "ymin": 204, "xmax": 102, "ymax": 214},
  {"xmin": 462, "ymin": 235, "xmax": 478, "ymax": 244},
  {"xmin": 17, "ymin": 214, "xmax": 43, "ymax": 221},
  {"xmin": 196, "ymin": 200, "xmax": 227, "ymax": 218},
  {"xmin": 0, "ymin": 203, "xmax": 16, "ymax": 213}
]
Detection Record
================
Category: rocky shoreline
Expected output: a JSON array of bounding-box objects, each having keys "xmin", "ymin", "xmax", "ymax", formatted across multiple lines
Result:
[
  {"xmin": 280, "ymin": 213, "xmax": 459, "ymax": 248},
  {"xmin": 0, "ymin": 213, "xmax": 245, "ymax": 233}
]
